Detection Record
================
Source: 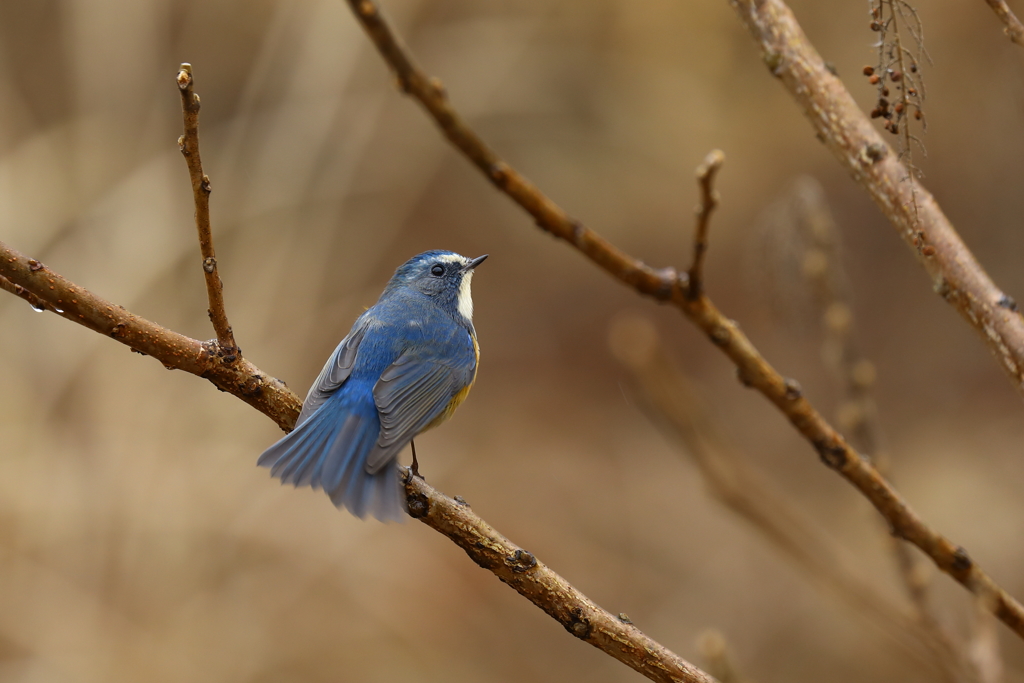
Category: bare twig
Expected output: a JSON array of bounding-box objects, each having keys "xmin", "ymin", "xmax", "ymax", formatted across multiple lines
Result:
[
  {"xmin": 0, "ymin": 66, "xmax": 722, "ymax": 683},
  {"xmin": 729, "ymin": 0, "xmax": 1024, "ymax": 396},
  {"xmin": 0, "ymin": 238, "xmax": 719, "ymax": 683},
  {"xmin": 983, "ymin": 0, "xmax": 1024, "ymax": 45},
  {"xmin": 0, "ymin": 240, "xmax": 299, "ymax": 430},
  {"xmin": 403, "ymin": 472, "xmax": 718, "ymax": 683},
  {"xmin": 176, "ymin": 63, "xmax": 237, "ymax": 357},
  {"xmin": 342, "ymin": 0, "xmax": 1024, "ymax": 640},
  {"xmin": 609, "ymin": 313, "xmax": 967, "ymax": 682},
  {"xmin": 687, "ymin": 150, "xmax": 725, "ymax": 300}
]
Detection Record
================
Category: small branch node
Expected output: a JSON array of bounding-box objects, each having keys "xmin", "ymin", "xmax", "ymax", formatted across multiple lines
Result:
[
  {"xmin": 815, "ymin": 440, "xmax": 849, "ymax": 470},
  {"xmin": 997, "ymin": 294, "xmax": 1019, "ymax": 312},
  {"xmin": 357, "ymin": 0, "xmax": 377, "ymax": 17},
  {"xmin": 783, "ymin": 378, "xmax": 803, "ymax": 400},
  {"xmin": 653, "ymin": 266, "xmax": 678, "ymax": 302},
  {"xmin": 864, "ymin": 142, "xmax": 887, "ymax": 163},
  {"xmin": 488, "ymin": 161, "xmax": 510, "ymax": 187},
  {"xmin": 709, "ymin": 324, "xmax": 731, "ymax": 346},
  {"xmin": 428, "ymin": 76, "xmax": 447, "ymax": 99},
  {"xmin": 952, "ymin": 547, "xmax": 974, "ymax": 574},
  {"xmin": 507, "ymin": 549, "xmax": 538, "ymax": 573}
]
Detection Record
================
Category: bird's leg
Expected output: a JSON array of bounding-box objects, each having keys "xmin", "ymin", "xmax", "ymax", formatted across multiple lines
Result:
[{"xmin": 410, "ymin": 439, "xmax": 421, "ymax": 479}]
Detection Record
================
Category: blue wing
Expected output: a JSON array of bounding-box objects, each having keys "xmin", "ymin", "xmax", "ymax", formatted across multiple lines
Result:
[
  {"xmin": 294, "ymin": 318, "xmax": 368, "ymax": 426},
  {"xmin": 256, "ymin": 315, "xmax": 406, "ymax": 521},
  {"xmin": 363, "ymin": 341, "xmax": 477, "ymax": 474},
  {"xmin": 256, "ymin": 305, "xmax": 476, "ymax": 521},
  {"xmin": 256, "ymin": 383, "xmax": 404, "ymax": 521}
]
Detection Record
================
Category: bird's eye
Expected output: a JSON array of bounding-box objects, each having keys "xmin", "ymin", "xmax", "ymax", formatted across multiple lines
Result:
[{"xmin": 430, "ymin": 264, "xmax": 445, "ymax": 276}]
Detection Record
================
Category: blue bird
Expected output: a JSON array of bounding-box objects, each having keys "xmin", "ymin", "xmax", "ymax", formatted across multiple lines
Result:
[{"xmin": 257, "ymin": 250, "xmax": 487, "ymax": 522}]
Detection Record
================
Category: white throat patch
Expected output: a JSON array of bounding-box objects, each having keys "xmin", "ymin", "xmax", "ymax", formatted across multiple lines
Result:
[{"xmin": 457, "ymin": 270, "xmax": 474, "ymax": 321}]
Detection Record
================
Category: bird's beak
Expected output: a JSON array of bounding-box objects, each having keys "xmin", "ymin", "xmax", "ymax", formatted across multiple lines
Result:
[{"xmin": 463, "ymin": 254, "xmax": 488, "ymax": 271}]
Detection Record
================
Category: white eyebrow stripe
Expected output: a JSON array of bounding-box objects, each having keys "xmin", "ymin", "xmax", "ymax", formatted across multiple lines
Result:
[{"xmin": 437, "ymin": 253, "xmax": 467, "ymax": 265}]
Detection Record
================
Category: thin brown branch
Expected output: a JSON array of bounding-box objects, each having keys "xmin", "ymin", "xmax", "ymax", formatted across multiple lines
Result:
[
  {"xmin": 729, "ymin": 0, "xmax": 1024, "ymax": 396},
  {"xmin": 176, "ymin": 63, "xmax": 237, "ymax": 356},
  {"xmin": 609, "ymin": 314, "xmax": 968, "ymax": 683},
  {"xmin": 0, "ymin": 64, "xmax": 721, "ymax": 683},
  {"xmin": 342, "ymin": 0, "xmax": 1024, "ymax": 641},
  {"xmin": 0, "ymin": 239, "xmax": 299, "ymax": 430},
  {"xmin": 983, "ymin": 0, "xmax": 1024, "ymax": 45},
  {"xmin": 403, "ymin": 471, "xmax": 718, "ymax": 683},
  {"xmin": 687, "ymin": 150, "xmax": 725, "ymax": 300},
  {"xmin": 0, "ymin": 252, "xmax": 717, "ymax": 683}
]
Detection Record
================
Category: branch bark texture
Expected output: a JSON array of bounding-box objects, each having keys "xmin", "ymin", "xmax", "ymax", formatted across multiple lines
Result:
[
  {"xmin": 0, "ymin": 60, "xmax": 723, "ymax": 683},
  {"xmin": 0, "ymin": 240, "xmax": 300, "ymax": 430},
  {"xmin": 729, "ymin": 0, "xmax": 1024, "ymax": 395},
  {"xmin": 0, "ymin": 237, "xmax": 718, "ymax": 683},
  {"xmin": 342, "ymin": 0, "xmax": 1024, "ymax": 642},
  {"xmin": 610, "ymin": 315, "xmax": 972, "ymax": 683},
  {"xmin": 403, "ymin": 473, "xmax": 718, "ymax": 683}
]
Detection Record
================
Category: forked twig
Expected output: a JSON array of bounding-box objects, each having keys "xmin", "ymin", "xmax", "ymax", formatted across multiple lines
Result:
[
  {"xmin": 0, "ymin": 64, "xmax": 722, "ymax": 683},
  {"xmin": 0, "ymin": 236, "xmax": 718, "ymax": 683},
  {"xmin": 0, "ymin": 240, "xmax": 299, "ymax": 430},
  {"xmin": 342, "ymin": 0, "xmax": 1024, "ymax": 641},
  {"xmin": 177, "ymin": 63, "xmax": 238, "ymax": 358}
]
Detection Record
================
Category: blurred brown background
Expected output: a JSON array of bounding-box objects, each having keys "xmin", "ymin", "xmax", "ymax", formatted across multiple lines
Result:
[{"xmin": 1, "ymin": 1, "xmax": 1023, "ymax": 681}]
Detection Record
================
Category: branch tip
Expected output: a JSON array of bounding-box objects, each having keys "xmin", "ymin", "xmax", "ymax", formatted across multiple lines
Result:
[{"xmin": 687, "ymin": 150, "xmax": 726, "ymax": 300}]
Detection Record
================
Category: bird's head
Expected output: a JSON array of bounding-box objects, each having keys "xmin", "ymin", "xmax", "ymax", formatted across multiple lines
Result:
[{"xmin": 384, "ymin": 250, "xmax": 488, "ymax": 321}]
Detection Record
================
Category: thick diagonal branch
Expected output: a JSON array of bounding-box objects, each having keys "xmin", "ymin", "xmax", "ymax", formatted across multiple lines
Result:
[
  {"xmin": 177, "ymin": 63, "xmax": 237, "ymax": 356},
  {"xmin": 403, "ymin": 473, "xmax": 718, "ymax": 683},
  {"xmin": 729, "ymin": 0, "xmax": 1024, "ymax": 394},
  {"xmin": 342, "ymin": 0, "xmax": 1024, "ymax": 641},
  {"xmin": 610, "ymin": 315, "xmax": 971, "ymax": 683},
  {"xmin": 0, "ymin": 236, "xmax": 717, "ymax": 683},
  {"xmin": 0, "ymin": 240, "xmax": 299, "ymax": 430}
]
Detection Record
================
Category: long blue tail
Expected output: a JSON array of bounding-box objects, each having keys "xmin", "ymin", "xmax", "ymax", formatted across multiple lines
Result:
[{"xmin": 257, "ymin": 383, "xmax": 405, "ymax": 522}]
